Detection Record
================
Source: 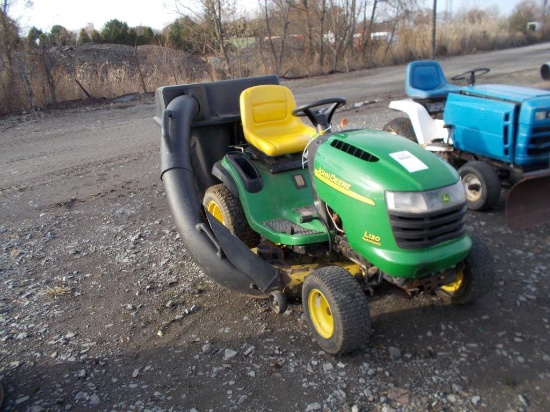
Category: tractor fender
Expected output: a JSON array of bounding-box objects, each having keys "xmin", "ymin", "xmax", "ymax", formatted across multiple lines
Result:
[
  {"xmin": 212, "ymin": 160, "xmax": 239, "ymax": 198},
  {"xmin": 388, "ymin": 99, "xmax": 448, "ymax": 145},
  {"xmin": 161, "ymin": 94, "xmax": 282, "ymax": 296}
]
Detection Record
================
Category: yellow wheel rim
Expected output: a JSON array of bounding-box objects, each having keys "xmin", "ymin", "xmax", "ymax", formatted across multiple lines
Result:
[
  {"xmin": 206, "ymin": 200, "xmax": 224, "ymax": 224},
  {"xmin": 441, "ymin": 270, "xmax": 464, "ymax": 293},
  {"xmin": 308, "ymin": 288, "xmax": 334, "ymax": 339}
]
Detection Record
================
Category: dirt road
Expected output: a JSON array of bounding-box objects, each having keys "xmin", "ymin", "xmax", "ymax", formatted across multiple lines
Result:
[{"xmin": 1, "ymin": 44, "xmax": 549, "ymax": 412}]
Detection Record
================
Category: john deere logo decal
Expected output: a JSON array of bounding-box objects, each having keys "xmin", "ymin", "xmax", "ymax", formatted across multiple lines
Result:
[
  {"xmin": 314, "ymin": 167, "xmax": 375, "ymax": 206},
  {"xmin": 440, "ymin": 193, "xmax": 451, "ymax": 203}
]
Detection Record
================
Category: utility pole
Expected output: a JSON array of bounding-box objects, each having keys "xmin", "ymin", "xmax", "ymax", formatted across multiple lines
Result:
[
  {"xmin": 543, "ymin": 0, "xmax": 548, "ymax": 37},
  {"xmin": 432, "ymin": 0, "xmax": 437, "ymax": 59}
]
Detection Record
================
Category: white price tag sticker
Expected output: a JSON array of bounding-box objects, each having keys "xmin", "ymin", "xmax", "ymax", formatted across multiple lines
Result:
[{"xmin": 389, "ymin": 151, "xmax": 429, "ymax": 173}]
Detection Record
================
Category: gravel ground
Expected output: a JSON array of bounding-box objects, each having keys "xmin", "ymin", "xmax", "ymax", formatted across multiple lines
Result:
[{"xmin": 1, "ymin": 48, "xmax": 550, "ymax": 412}]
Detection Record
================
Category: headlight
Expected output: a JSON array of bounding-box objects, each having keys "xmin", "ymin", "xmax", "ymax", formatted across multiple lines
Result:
[
  {"xmin": 535, "ymin": 110, "xmax": 550, "ymax": 121},
  {"xmin": 385, "ymin": 181, "xmax": 466, "ymax": 213}
]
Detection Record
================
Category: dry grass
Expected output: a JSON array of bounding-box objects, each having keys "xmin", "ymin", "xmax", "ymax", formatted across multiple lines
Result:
[
  {"xmin": 0, "ymin": 16, "xmax": 544, "ymax": 116},
  {"xmin": 361, "ymin": 16, "xmax": 538, "ymax": 68},
  {"xmin": 45, "ymin": 286, "xmax": 71, "ymax": 298},
  {"xmin": 0, "ymin": 44, "xmax": 209, "ymax": 115},
  {"xmin": 35, "ymin": 57, "xmax": 203, "ymax": 105}
]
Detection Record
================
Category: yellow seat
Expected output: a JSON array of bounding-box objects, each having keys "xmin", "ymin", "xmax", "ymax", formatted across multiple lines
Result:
[{"xmin": 240, "ymin": 85, "xmax": 317, "ymax": 157}]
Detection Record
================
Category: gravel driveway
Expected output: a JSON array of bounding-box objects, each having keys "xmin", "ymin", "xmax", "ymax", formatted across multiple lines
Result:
[{"xmin": 1, "ymin": 44, "xmax": 549, "ymax": 412}]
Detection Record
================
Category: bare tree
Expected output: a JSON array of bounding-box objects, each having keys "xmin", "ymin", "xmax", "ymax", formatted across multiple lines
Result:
[
  {"xmin": 295, "ymin": 0, "xmax": 328, "ymax": 70},
  {"xmin": 174, "ymin": 0, "xmax": 236, "ymax": 77},
  {"xmin": 368, "ymin": 0, "xmax": 405, "ymax": 61},
  {"xmin": 358, "ymin": 0, "xmax": 419, "ymax": 65},
  {"xmin": 1, "ymin": 1, "xmax": 17, "ymax": 105},
  {"xmin": 542, "ymin": 0, "xmax": 549, "ymax": 36},
  {"xmin": 1, "ymin": 0, "xmax": 33, "ymax": 113},
  {"xmin": 317, "ymin": 0, "xmax": 328, "ymax": 68},
  {"xmin": 260, "ymin": 0, "xmax": 293, "ymax": 74},
  {"xmin": 360, "ymin": 0, "xmax": 379, "ymax": 64},
  {"xmin": 325, "ymin": 0, "xmax": 359, "ymax": 72},
  {"xmin": 382, "ymin": 1, "xmax": 402, "ymax": 60}
]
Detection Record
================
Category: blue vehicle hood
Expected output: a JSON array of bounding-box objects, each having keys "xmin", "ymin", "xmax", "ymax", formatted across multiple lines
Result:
[{"xmin": 459, "ymin": 84, "xmax": 550, "ymax": 103}]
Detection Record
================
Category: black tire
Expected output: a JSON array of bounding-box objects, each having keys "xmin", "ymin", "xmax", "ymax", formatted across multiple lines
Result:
[
  {"xmin": 437, "ymin": 235, "xmax": 495, "ymax": 305},
  {"xmin": 458, "ymin": 161, "xmax": 501, "ymax": 211},
  {"xmin": 383, "ymin": 117, "xmax": 417, "ymax": 142},
  {"xmin": 302, "ymin": 266, "xmax": 371, "ymax": 355},
  {"xmin": 203, "ymin": 184, "xmax": 260, "ymax": 248}
]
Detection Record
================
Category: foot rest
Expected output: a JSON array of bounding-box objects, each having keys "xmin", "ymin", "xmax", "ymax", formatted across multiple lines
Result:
[{"xmin": 264, "ymin": 219, "xmax": 320, "ymax": 235}]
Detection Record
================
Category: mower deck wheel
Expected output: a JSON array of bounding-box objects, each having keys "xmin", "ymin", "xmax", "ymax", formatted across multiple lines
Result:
[
  {"xmin": 302, "ymin": 266, "xmax": 371, "ymax": 355},
  {"xmin": 437, "ymin": 235, "xmax": 495, "ymax": 305},
  {"xmin": 203, "ymin": 184, "xmax": 261, "ymax": 248},
  {"xmin": 269, "ymin": 291, "xmax": 287, "ymax": 314}
]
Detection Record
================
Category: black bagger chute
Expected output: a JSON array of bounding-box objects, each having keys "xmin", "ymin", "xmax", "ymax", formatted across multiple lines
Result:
[{"xmin": 156, "ymin": 76, "xmax": 284, "ymax": 296}]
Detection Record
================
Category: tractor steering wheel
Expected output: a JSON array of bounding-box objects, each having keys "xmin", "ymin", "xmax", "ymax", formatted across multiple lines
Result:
[
  {"xmin": 451, "ymin": 68, "xmax": 490, "ymax": 85},
  {"xmin": 292, "ymin": 97, "xmax": 346, "ymax": 129}
]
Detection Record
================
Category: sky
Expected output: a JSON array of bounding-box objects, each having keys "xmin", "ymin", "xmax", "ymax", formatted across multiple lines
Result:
[
  {"xmin": 9, "ymin": 0, "xmax": 526, "ymax": 34},
  {"xmin": 10, "ymin": 0, "xmax": 183, "ymax": 32}
]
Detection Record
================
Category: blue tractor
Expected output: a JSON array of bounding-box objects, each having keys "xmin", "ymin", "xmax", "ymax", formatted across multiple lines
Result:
[{"xmin": 384, "ymin": 60, "xmax": 550, "ymax": 227}]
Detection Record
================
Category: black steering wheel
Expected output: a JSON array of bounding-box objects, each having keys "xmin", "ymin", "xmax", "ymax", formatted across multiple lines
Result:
[
  {"xmin": 292, "ymin": 97, "xmax": 346, "ymax": 129},
  {"xmin": 451, "ymin": 68, "xmax": 490, "ymax": 85}
]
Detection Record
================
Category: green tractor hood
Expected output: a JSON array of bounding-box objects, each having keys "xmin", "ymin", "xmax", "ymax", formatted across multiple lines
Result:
[
  {"xmin": 315, "ymin": 129, "xmax": 460, "ymax": 196},
  {"xmin": 314, "ymin": 129, "xmax": 470, "ymax": 278}
]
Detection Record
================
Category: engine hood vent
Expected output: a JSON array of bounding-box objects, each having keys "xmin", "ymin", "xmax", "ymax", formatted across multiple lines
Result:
[{"xmin": 330, "ymin": 139, "xmax": 379, "ymax": 162}]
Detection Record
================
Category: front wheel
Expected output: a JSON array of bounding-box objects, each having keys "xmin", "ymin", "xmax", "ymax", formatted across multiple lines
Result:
[
  {"xmin": 302, "ymin": 266, "xmax": 371, "ymax": 355},
  {"xmin": 437, "ymin": 235, "xmax": 495, "ymax": 305},
  {"xmin": 458, "ymin": 161, "xmax": 501, "ymax": 211}
]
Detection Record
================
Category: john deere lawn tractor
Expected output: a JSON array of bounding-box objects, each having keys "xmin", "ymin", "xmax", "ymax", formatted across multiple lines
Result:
[{"xmin": 155, "ymin": 75, "xmax": 494, "ymax": 355}]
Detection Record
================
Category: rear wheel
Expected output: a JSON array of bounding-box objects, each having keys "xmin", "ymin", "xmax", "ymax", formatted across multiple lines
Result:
[
  {"xmin": 437, "ymin": 235, "xmax": 495, "ymax": 305},
  {"xmin": 203, "ymin": 184, "xmax": 260, "ymax": 248},
  {"xmin": 458, "ymin": 161, "xmax": 501, "ymax": 211},
  {"xmin": 383, "ymin": 117, "xmax": 417, "ymax": 142},
  {"xmin": 302, "ymin": 266, "xmax": 371, "ymax": 355}
]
